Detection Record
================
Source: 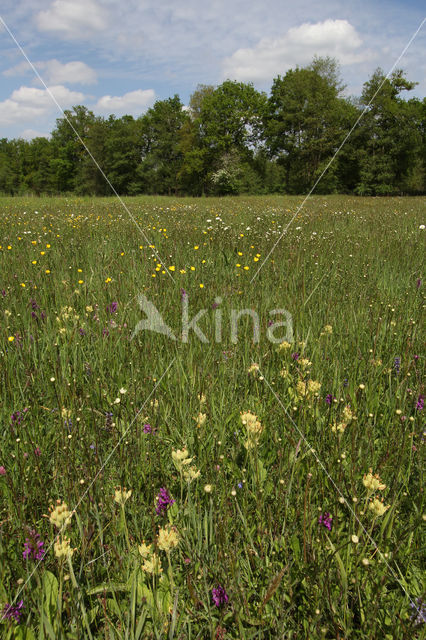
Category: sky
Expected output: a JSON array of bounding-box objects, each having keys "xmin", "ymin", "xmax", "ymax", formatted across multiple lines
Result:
[{"xmin": 0, "ymin": 0, "xmax": 425, "ymax": 140}]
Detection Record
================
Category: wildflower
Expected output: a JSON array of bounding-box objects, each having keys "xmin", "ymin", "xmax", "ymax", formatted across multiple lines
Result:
[
  {"xmin": 172, "ymin": 448, "xmax": 193, "ymax": 469},
  {"xmin": 394, "ymin": 357, "xmax": 401, "ymax": 374},
  {"xmin": 195, "ymin": 412, "xmax": 206, "ymax": 427},
  {"xmin": 277, "ymin": 340, "xmax": 292, "ymax": 352},
  {"xmin": 2, "ymin": 600, "xmax": 24, "ymax": 623},
  {"xmin": 142, "ymin": 553, "xmax": 163, "ymax": 574},
  {"xmin": 410, "ymin": 598, "xmax": 426, "ymax": 625},
  {"xmin": 416, "ymin": 395, "xmax": 424, "ymax": 411},
  {"xmin": 138, "ymin": 541, "xmax": 152, "ymax": 558},
  {"xmin": 351, "ymin": 535, "xmax": 359, "ymax": 544},
  {"xmin": 204, "ymin": 484, "xmax": 213, "ymax": 493},
  {"xmin": 363, "ymin": 470, "xmax": 386, "ymax": 492},
  {"xmin": 321, "ymin": 325, "xmax": 333, "ymax": 336},
  {"xmin": 369, "ymin": 497, "xmax": 390, "ymax": 517},
  {"xmin": 0, "ymin": 466, "xmax": 6, "ymax": 475},
  {"xmin": 248, "ymin": 362, "xmax": 260, "ymax": 376},
  {"xmin": 212, "ymin": 585, "xmax": 229, "ymax": 607},
  {"xmin": 308, "ymin": 380, "xmax": 321, "ymax": 395},
  {"xmin": 114, "ymin": 487, "xmax": 132, "ymax": 505},
  {"xmin": 155, "ymin": 488, "xmax": 175, "ymax": 516},
  {"xmin": 47, "ymin": 500, "xmax": 73, "ymax": 529},
  {"xmin": 106, "ymin": 302, "xmax": 118, "ymax": 314},
  {"xmin": 318, "ymin": 512, "xmax": 332, "ymax": 531},
  {"xmin": 54, "ymin": 536, "xmax": 75, "ymax": 558},
  {"xmin": 325, "ymin": 394, "xmax": 334, "ymax": 405},
  {"xmin": 342, "ymin": 405, "xmax": 355, "ymax": 423},
  {"xmin": 291, "ymin": 352, "xmax": 299, "ymax": 360},
  {"xmin": 184, "ymin": 465, "xmax": 201, "ymax": 481},
  {"xmin": 143, "ymin": 423, "xmax": 152, "ymax": 433},
  {"xmin": 157, "ymin": 525, "xmax": 179, "ymax": 552},
  {"xmin": 23, "ymin": 530, "xmax": 45, "ymax": 561}
]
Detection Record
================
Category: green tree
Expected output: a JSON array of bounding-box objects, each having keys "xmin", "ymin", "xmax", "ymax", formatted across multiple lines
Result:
[
  {"xmin": 355, "ymin": 69, "xmax": 424, "ymax": 195},
  {"xmin": 265, "ymin": 58, "xmax": 353, "ymax": 193},
  {"xmin": 135, "ymin": 95, "xmax": 189, "ymax": 195}
]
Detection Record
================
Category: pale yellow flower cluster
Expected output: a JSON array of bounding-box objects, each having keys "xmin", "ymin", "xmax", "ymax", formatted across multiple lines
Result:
[
  {"xmin": 157, "ymin": 525, "xmax": 180, "ymax": 552},
  {"xmin": 320, "ymin": 325, "xmax": 333, "ymax": 336},
  {"xmin": 194, "ymin": 412, "xmax": 206, "ymax": 428},
  {"xmin": 277, "ymin": 340, "xmax": 292, "ymax": 352},
  {"xmin": 297, "ymin": 379, "xmax": 321, "ymax": 398},
  {"xmin": 54, "ymin": 536, "xmax": 75, "ymax": 559},
  {"xmin": 331, "ymin": 422, "xmax": 347, "ymax": 434},
  {"xmin": 369, "ymin": 497, "xmax": 390, "ymax": 517},
  {"xmin": 48, "ymin": 500, "xmax": 74, "ymax": 529},
  {"xmin": 240, "ymin": 411, "xmax": 264, "ymax": 450},
  {"xmin": 342, "ymin": 405, "xmax": 356, "ymax": 423},
  {"xmin": 172, "ymin": 448, "xmax": 200, "ymax": 481},
  {"xmin": 114, "ymin": 487, "xmax": 132, "ymax": 505},
  {"xmin": 363, "ymin": 470, "xmax": 386, "ymax": 492},
  {"xmin": 248, "ymin": 363, "xmax": 260, "ymax": 375},
  {"xmin": 138, "ymin": 542, "xmax": 162, "ymax": 575}
]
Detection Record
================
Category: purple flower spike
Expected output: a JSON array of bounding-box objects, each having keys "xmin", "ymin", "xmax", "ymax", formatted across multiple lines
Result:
[
  {"xmin": 318, "ymin": 512, "xmax": 333, "ymax": 531},
  {"xmin": 325, "ymin": 394, "xmax": 334, "ymax": 405},
  {"xmin": 23, "ymin": 530, "xmax": 45, "ymax": 561},
  {"xmin": 416, "ymin": 395, "xmax": 424, "ymax": 411},
  {"xmin": 143, "ymin": 423, "xmax": 152, "ymax": 433},
  {"xmin": 107, "ymin": 302, "xmax": 118, "ymax": 314},
  {"xmin": 212, "ymin": 585, "xmax": 229, "ymax": 607},
  {"xmin": 155, "ymin": 487, "xmax": 175, "ymax": 516},
  {"xmin": 2, "ymin": 600, "xmax": 24, "ymax": 622}
]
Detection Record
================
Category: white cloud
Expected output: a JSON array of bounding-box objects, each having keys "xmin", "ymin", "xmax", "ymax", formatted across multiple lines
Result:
[
  {"xmin": 94, "ymin": 89, "xmax": 156, "ymax": 115},
  {"xmin": 36, "ymin": 0, "xmax": 108, "ymax": 37},
  {"xmin": 223, "ymin": 19, "xmax": 371, "ymax": 83},
  {"xmin": 19, "ymin": 129, "xmax": 51, "ymax": 140},
  {"xmin": 4, "ymin": 59, "xmax": 97, "ymax": 85},
  {"xmin": 0, "ymin": 85, "xmax": 85, "ymax": 126}
]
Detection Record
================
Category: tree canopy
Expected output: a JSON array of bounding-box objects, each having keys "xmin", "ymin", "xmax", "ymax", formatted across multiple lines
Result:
[{"xmin": 0, "ymin": 59, "xmax": 424, "ymax": 196}]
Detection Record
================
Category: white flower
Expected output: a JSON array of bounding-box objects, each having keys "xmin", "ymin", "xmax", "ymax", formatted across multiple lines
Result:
[{"xmin": 419, "ymin": 224, "xmax": 425, "ymax": 230}]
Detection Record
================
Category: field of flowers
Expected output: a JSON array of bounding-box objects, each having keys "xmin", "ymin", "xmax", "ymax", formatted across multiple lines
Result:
[{"xmin": 0, "ymin": 194, "xmax": 424, "ymax": 639}]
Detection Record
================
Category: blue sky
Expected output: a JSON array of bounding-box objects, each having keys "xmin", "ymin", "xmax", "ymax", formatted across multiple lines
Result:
[{"xmin": 0, "ymin": 0, "xmax": 425, "ymax": 140}]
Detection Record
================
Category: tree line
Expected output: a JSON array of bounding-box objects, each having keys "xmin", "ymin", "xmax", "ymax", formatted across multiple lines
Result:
[{"xmin": 0, "ymin": 57, "xmax": 425, "ymax": 197}]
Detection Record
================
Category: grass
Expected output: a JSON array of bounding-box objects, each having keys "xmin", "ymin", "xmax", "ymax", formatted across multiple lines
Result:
[{"xmin": 0, "ymin": 194, "xmax": 424, "ymax": 639}]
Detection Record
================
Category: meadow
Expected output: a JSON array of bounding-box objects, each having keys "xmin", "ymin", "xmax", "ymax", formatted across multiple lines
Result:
[{"xmin": 0, "ymin": 194, "xmax": 424, "ymax": 639}]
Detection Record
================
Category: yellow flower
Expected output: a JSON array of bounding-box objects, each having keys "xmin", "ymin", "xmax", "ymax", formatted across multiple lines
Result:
[
  {"xmin": 183, "ymin": 465, "xmax": 200, "ymax": 481},
  {"xmin": 331, "ymin": 422, "xmax": 347, "ymax": 434},
  {"xmin": 105, "ymin": 277, "xmax": 112, "ymax": 283},
  {"xmin": 307, "ymin": 380, "xmax": 321, "ymax": 395},
  {"xmin": 199, "ymin": 283, "xmax": 204, "ymax": 288},
  {"xmin": 369, "ymin": 497, "xmax": 390, "ymax": 517},
  {"xmin": 54, "ymin": 536, "xmax": 75, "ymax": 559},
  {"xmin": 8, "ymin": 336, "xmax": 15, "ymax": 342},
  {"xmin": 114, "ymin": 487, "xmax": 132, "ymax": 505},
  {"xmin": 194, "ymin": 412, "xmax": 206, "ymax": 427},
  {"xmin": 321, "ymin": 325, "xmax": 333, "ymax": 336},
  {"xmin": 277, "ymin": 340, "xmax": 292, "ymax": 352},
  {"xmin": 342, "ymin": 406, "xmax": 355, "ymax": 423},
  {"xmin": 248, "ymin": 363, "xmax": 260, "ymax": 376},
  {"xmin": 363, "ymin": 470, "xmax": 386, "ymax": 492},
  {"xmin": 157, "ymin": 525, "xmax": 179, "ymax": 552},
  {"xmin": 138, "ymin": 541, "xmax": 152, "ymax": 558},
  {"xmin": 48, "ymin": 500, "xmax": 73, "ymax": 529},
  {"xmin": 142, "ymin": 553, "xmax": 162, "ymax": 574},
  {"xmin": 169, "ymin": 266, "xmax": 175, "ymax": 271}
]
